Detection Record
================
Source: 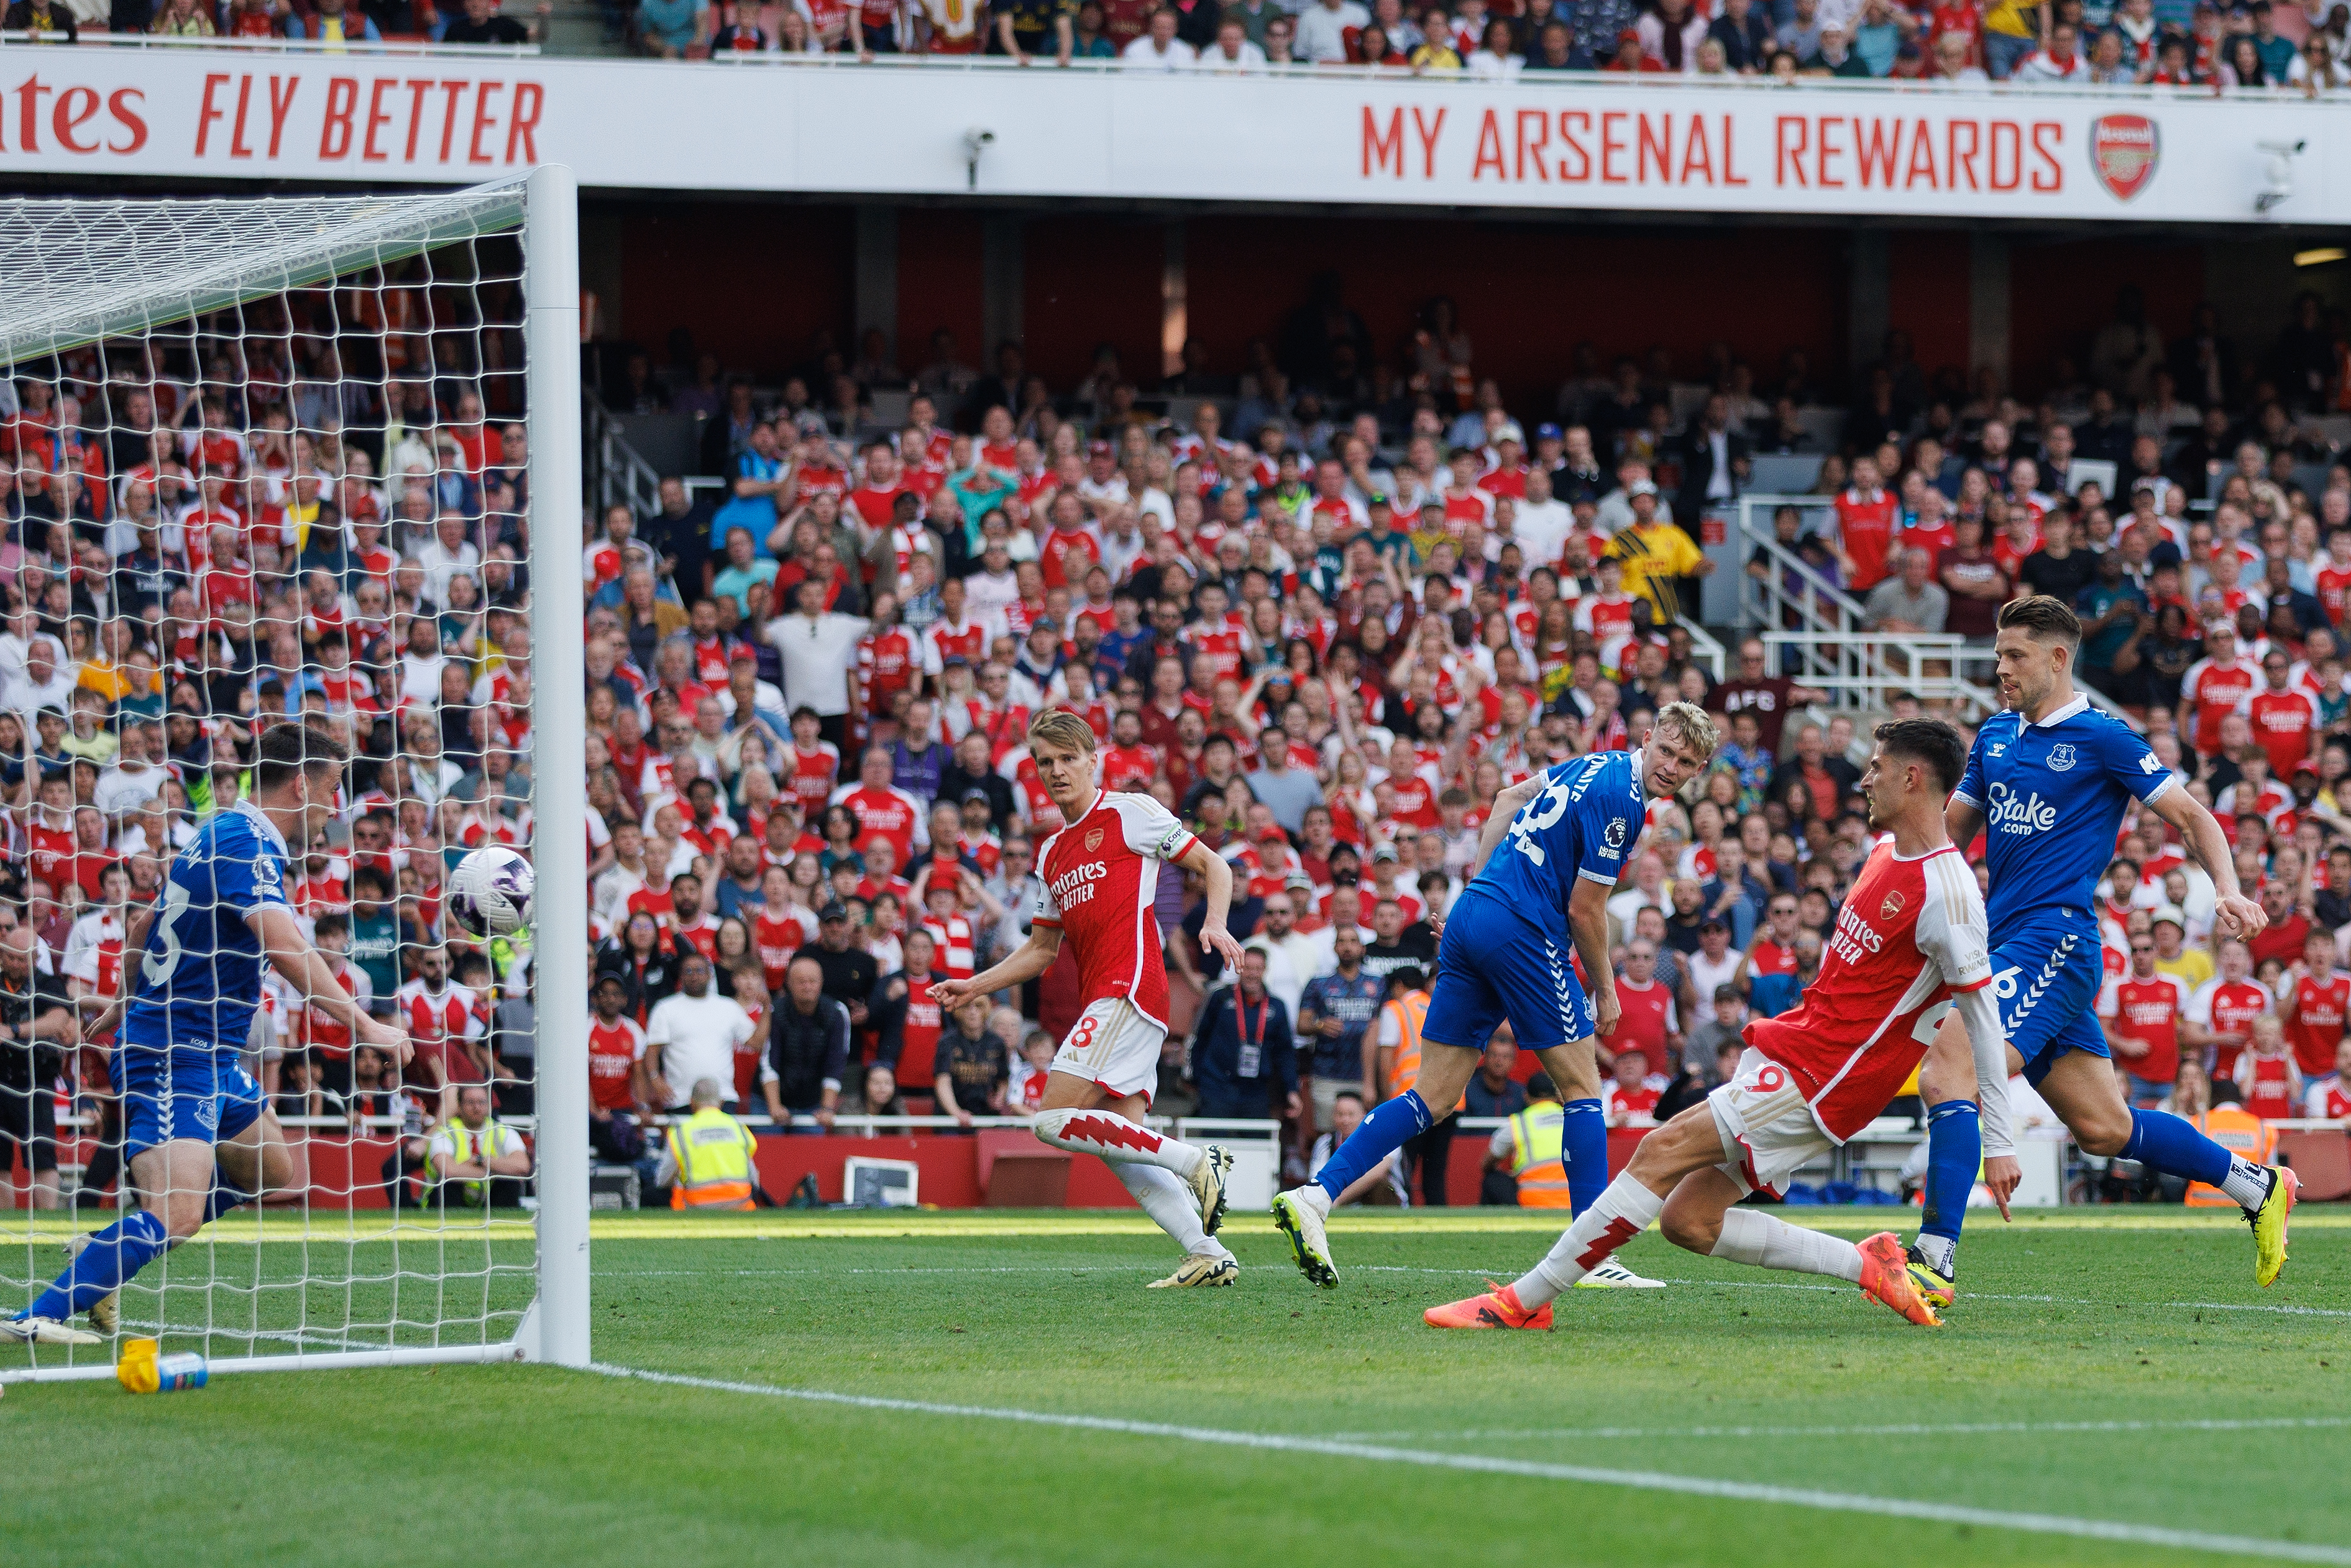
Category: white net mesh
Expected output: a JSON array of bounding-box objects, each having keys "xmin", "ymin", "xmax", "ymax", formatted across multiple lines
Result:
[{"xmin": 0, "ymin": 185, "xmax": 541, "ymax": 1377}]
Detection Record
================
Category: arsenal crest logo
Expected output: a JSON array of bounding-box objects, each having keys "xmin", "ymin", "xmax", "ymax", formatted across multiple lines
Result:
[
  {"xmin": 2092, "ymin": 115, "xmax": 2158, "ymax": 202},
  {"xmin": 1881, "ymin": 890, "xmax": 1906, "ymax": 920},
  {"xmin": 1084, "ymin": 828, "xmax": 1104, "ymax": 851},
  {"xmin": 2046, "ymin": 743, "xmax": 2078, "ymax": 773}
]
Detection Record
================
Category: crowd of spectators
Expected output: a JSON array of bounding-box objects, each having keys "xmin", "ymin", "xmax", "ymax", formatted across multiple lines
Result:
[
  {"xmin": 16, "ymin": 0, "xmax": 2350, "ymax": 95},
  {"xmin": 0, "ymin": 0, "xmax": 546, "ymax": 45},
  {"xmin": 618, "ymin": 0, "xmax": 2351, "ymax": 91},
  {"xmin": 12, "ymin": 254, "xmax": 2351, "ymax": 1214}
]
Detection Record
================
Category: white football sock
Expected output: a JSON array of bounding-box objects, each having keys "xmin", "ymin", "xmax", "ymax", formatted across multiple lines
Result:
[
  {"xmin": 1714, "ymin": 1208, "xmax": 1863, "ymax": 1283},
  {"xmin": 2222, "ymin": 1156, "xmax": 2273, "ymax": 1210},
  {"xmin": 1911, "ymin": 1231, "xmax": 1956, "ymax": 1277},
  {"xmin": 1513, "ymin": 1175, "xmax": 1662, "ymax": 1308},
  {"xmin": 1032, "ymin": 1107, "xmax": 1204, "ymax": 1178},
  {"xmin": 1117, "ymin": 1164, "xmax": 1231, "ymax": 1260}
]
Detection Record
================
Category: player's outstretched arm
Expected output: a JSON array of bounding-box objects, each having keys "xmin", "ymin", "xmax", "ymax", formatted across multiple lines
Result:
[
  {"xmin": 930, "ymin": 923, "xmax": 1063, "ymax": 1012},
  {"xmin": 2146, "ymin": 786, "xmax": 2265, "ymax": 940},
  {"xmin": 248, "ymin": 905, "xmax": 409, "ymax": 1065},
  {"xmin": 1943, "ymin": 795, "xmax": 1985, "ymax": 849}
]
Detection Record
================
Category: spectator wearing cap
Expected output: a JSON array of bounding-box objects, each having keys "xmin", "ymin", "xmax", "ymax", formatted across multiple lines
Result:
[
  {"xmin": 1603, "ymin": 480, "xmax": 1711, "ymax": 625},
  {"xmin": 805, "ymin": 901, "xmax": 880, "ymax": 1029}
]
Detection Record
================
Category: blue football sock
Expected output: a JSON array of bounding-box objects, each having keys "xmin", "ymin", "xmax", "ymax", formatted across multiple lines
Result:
[
  {"xmin": 1918, "ymin": 1099, "xmax": 1980, "ymax": 1255},
  {"xmin": 2120, "ymin": 1107, "xmax": 2230, "ymax": 1188},
  {"xmin": 203, "ymin": 1174, "xmax": 254, "ymax": 1225},
  {"xmin": 26, "ymin": 1210, "xmax": 172, "ymax": 1321},
  {"xmin": 1314, "ymin": 1089, "xmax": 1431, "ymax": 1200},
  {"xmin": 1560, "ymin": 1097, "xmax": 1609, "ymax": 1215}
]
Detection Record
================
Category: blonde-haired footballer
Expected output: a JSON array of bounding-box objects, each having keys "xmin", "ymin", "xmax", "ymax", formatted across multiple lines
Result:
[{"xmin": 932, "ymin": 709, "xmax": 1248, "ymax": 1288}]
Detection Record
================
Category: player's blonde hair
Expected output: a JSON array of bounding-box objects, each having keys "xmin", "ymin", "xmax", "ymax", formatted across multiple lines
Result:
[
  {"xmin": 1028, "ymin": 708, "xmax": 1100, "ymax": 757},
  {"xmin": 1652, "ymin": 700, "xmax": 1720, "ymax": 759}
]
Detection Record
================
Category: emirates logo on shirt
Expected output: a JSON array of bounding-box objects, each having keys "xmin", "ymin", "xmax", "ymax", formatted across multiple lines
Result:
[{"xmin": 2092, "ymin": 114, "xmax": 2159, "ymax": 203}]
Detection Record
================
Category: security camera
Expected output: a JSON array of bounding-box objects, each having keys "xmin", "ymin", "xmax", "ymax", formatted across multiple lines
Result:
[
  {"xmin": 2257, "ymin": 138, "xmax": 2304, "ymax": 215},
  {"xmin": 963, "ymin": 128, "xmax": 996, "ymax": 192}
]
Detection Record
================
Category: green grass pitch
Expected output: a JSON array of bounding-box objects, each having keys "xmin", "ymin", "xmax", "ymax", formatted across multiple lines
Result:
[{"xmin": 5, "ymin": 1207, "xmax": 2348, "ymax": 1568}]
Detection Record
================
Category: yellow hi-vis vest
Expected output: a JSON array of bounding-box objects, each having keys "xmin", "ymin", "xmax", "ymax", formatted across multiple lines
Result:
[
  {"xmin": 667, "ymin": 1107, "xmax": 759, "ymax": 1210},
  {"xmin": 1505, "ymin": 1101, "xmax": 1571, "ymax": 1207},
  {"xmin": 424, "ymin": 1118, "xmax": 525, "ymax": 1206}
]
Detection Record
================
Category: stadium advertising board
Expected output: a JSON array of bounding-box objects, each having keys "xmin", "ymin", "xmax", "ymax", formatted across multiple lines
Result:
[{"xmin": 0, "ymin": 53, "xmax": 2339, "ymax": 225}]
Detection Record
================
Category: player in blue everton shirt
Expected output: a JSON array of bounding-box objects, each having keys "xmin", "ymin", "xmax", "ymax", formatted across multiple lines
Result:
[
  {"xmin": 1273, "ymin": 702, "xmax": 1718, "ymax": 1290},
  {"xmin": 1908, "ymin": 596, "xmax": 2295, "ymax": 1309},
  {"xmin": 6, "ymin": 722, "xmax": 410, "ymax": 1346}
]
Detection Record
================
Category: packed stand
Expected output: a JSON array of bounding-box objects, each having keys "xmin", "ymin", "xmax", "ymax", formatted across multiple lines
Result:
[
  {"xmin": 1, "ymin": 0, "xmax": 548, "ymax": 45},
  {"xmin": 0, "ymin": 254, "xmax": 540, "ymax": 1214},
  {"xmin": 606, "ymin": 0, "xmax": 2351, "ymax": 89},
  {"xmin": 584, "ymin": 279, "xmax": 2351, "ymax": 1208}
]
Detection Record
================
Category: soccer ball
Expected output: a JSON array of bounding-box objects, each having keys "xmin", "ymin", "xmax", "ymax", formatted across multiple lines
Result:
[{"xmin": 449, "ymin": 846, "xmax": 534, "ymax": 938}]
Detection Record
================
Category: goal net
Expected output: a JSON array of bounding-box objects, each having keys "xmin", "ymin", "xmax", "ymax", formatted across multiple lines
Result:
[{"xmin": 0, "ymin": 170, "xmax": 589, "ymax": 1383}]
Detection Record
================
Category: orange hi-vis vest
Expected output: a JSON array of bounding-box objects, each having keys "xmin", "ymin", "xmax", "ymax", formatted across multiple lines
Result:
[
  {"xmin": 1382, "ymin": 990, "xmax": 1465, "ymax": 1113},
  {"xmin": 2183, "ymin": 1106, "xmax": 2271, "ymax": 1207}
]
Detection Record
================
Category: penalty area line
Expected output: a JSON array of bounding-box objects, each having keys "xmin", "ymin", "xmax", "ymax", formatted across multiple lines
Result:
[{"xmin": 582, "ymin": 1362, "xmax": 2351, "ymax": 1565}]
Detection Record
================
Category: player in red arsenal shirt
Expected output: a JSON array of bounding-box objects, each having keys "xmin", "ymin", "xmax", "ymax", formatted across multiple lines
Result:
[
  {"xmin": 932, "ymin": 710, "xmax": 1247, "ymax": 1289},
  {"xmin": 1429, "ymin": 720, "xmax": 2005, "ymax": 1330}
]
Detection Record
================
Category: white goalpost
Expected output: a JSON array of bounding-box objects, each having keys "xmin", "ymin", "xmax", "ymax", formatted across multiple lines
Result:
[{"xmin": 0, "ymin": 166, "xmax": 587, "ymax": 1382}]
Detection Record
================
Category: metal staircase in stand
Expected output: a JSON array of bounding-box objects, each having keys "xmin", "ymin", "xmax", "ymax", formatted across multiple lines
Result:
[{"xmin": 1735, "ymin": 494, "xmax": 2002, "ymax": 721}]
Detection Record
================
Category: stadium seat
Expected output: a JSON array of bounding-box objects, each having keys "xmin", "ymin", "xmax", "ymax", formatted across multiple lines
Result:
[
  {"xmin": 2275, "ymin": 1130, "xmax": 2351, "ymax": 1202},
  {"xmin": 977, "ymin": 1128, "xmax": 1069, "ymax": 1208}
]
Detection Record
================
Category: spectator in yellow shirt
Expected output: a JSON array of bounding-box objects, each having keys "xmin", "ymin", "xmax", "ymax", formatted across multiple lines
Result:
[
  {"xmin": 1980, "ymin": 0, "xmax": 2048, "ymax": 78},
  {"xmin": 1604, "ymin": 480, "xmax": 1713, "ymax": 624}
]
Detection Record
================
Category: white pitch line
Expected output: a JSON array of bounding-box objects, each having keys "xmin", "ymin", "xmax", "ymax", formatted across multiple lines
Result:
[
  {"xmin": 1321, "ymin": 1415, "xmax": 2351, "ymax": 1444},
  {"xmin": 582, "ymin": 1362, "xmax": 2351, "ymax": 1566}
]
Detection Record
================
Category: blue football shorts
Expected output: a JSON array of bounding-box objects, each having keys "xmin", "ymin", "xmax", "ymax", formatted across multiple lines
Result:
[
  {"xmin": 116, "ymin": 1041, "xmax": 265, "ymax": 1161},
  {"xmin": 1424, "ymin": 887, "xmax": 1594, "ymax": 1054},
  {"xmin": 1986, "ymin": 914, "xmax": 2110, "ymax": 1087}
]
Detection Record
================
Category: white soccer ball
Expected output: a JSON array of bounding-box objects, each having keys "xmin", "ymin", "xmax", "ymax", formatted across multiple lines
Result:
[{"xmin": 449, "ymin": 845, "xmax": 534, "ymax": 938}]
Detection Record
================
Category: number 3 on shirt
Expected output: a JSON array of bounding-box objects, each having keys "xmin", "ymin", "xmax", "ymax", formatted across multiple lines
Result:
[{"xmin": 141, "ymin": 879, "xmax": 195, "ymax": 991}]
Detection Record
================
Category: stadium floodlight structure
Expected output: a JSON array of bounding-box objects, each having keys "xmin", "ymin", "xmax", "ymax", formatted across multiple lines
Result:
[{"xmin": 0, "ymin": 167, "xmax": 587, "ymax": 1383}]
